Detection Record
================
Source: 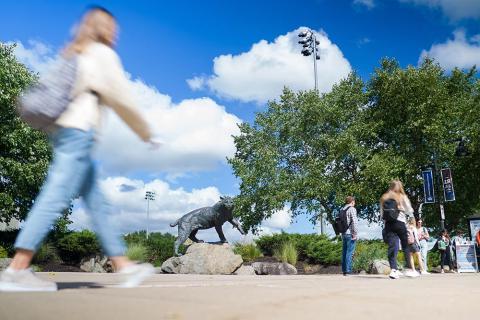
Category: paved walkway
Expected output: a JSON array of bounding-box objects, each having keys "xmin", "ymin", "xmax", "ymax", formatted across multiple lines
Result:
[{"xmin": 0, "ymin": 272, "xmax": 478, "ymax": 320}]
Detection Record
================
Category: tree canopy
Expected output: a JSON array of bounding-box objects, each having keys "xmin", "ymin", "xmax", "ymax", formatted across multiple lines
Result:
[
  {"xmin": 0, "ymin": 43, "xmax": 52, "ymax": 224},
  {"xmin": 229, "ymin": 58, "xmax": 480, "ymax": 233}
]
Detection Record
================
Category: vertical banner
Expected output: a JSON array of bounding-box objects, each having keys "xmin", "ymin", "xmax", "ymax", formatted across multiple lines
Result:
[
  {"xmin": 422, "ymin": 169, "xmax": 435, "ymax": 203},
  {"xmin": 441, "ymin": 168, "xmax": 456, "ymax": 202}
]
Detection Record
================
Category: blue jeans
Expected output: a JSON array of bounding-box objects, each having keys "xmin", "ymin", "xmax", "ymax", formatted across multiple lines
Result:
[
  {"xmin": 342, "ymin": 234, "xmax": 356, "ymax": 274},
  {"xmin": 15, "ymin": 128, "xmax": 126, "ymax": 257}
]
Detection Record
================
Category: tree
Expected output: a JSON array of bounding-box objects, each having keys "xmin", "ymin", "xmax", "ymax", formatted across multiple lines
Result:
[
  {"xmin": 229, "ymin": 58, "xmax": 480, "ymax": 233},
  {"xmin": 229, "ymin": 74, "xmax": 368, "ymax": 232},
  {"xmin": 0, "ymin": 43, "xmax": 52, "ymax": 224}
]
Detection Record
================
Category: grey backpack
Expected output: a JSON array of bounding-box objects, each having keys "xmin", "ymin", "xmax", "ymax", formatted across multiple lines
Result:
[{"xmin": 17, "ymin": 56, "xmax": 78, "ymax": 132}]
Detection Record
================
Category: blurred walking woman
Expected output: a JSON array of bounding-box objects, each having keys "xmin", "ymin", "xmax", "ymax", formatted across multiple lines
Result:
[
  {"xmin": 0, "ymin": 7, "xmax": 156, "ymax": 292},
  {"xmin": 381, "ymin": 180, "xmax": 419, "ymax": 279}
]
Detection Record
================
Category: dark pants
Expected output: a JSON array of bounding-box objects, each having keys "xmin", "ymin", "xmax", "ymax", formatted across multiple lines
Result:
[
  {"xmin": 384, "ymin": 220, "xmax": 412, "ymax": 270},
  {"xmin": 440, "ymin": 248, "xmax": 454, "ymax": 270},
  {"xmin": 341, "ymin": 234, "xmax": 356, "ymax": 274}
]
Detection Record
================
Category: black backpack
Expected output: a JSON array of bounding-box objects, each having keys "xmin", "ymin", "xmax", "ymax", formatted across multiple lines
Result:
[
  {"xmin": 382, "ymin": 198, "xmax": 399, "ymax": 222},
  {"xmin": 334, "ymin": 207, "xmax": 350, "ymax": 235}
]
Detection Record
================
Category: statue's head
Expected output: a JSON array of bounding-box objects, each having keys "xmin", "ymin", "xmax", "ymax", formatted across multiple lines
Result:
[{"xmin": 219, "ymin": 196, "xmax": 234, "ymax": 210}]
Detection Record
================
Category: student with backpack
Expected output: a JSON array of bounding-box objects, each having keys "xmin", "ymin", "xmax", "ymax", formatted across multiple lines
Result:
[
  {"xmin": 0, "ymin": 7, "xmax": 158, "ymax": 292},
  {"xmin": 337, "ymin": 196, "xmax": 358, "ymax": 276},
  {"xmin": 416, "ymin": 218, "xmax": 430, "ymax": 272},
  {"xmin": 381, "ymin": 180, "xmax": 419, "ymax": 279}
]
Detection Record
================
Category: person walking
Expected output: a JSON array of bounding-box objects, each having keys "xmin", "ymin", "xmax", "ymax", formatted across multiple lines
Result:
[
  {"xmin": 407, "ymin": 218, "xmax": 429, "ymax": 275},
  {"xmin": 340, "ymin": 196, "xmax": 358, "ymax": 276},
  {"xmin": 0, "ymin": 6, "xmax": 158, "ymax": 292},
  {"xmin": 381, "ymin": 180, "xmax": 418, "ymax": 279},
  {"xmin": 416, "ymin": 218, "xmax": 430, "ymax": 272}
]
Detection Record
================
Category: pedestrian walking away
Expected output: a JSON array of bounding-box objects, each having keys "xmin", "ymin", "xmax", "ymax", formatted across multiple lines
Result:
[
  {"xmin": 0, "ymin": 6, "xmax": 159, "ymax": 292},
  {"xmin": 381, "ymin": 180, "xmax": 418, "ymax": 279},
  {"xmin": 340, "ymin": 196, "xmax": 359, "ymax": 276}
]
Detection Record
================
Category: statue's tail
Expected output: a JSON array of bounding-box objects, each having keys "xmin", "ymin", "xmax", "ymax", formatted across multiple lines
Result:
[{"xmin": 170, "ymin": 219, "xmax": 179, "ymax": 227}]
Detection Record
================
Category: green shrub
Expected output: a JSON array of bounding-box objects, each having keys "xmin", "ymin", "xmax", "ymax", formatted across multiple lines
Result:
[
  {"xmin": 352, "ymin": 240, "xmax": 388, "ymax": 273},
  {"xmin": 233, "ymin": 243, "xmax": 263, "ymax": 262},
  {"xmin": 255, "ymin": 232, "xmax": 330, "ymax": 261},
  {"xmin": 0, "ymin": 230, "xmax": 19, "ymax": 256},
  {"xmin": 274, "ymin": 241, "xmax": 298, "ymax": 265},
  {"xmin": 126, "ymin": 243, "xmax": 148, "ymax": 262},
  {"xmin": 145, "ymin": 232, "xmax": 184, "ymax": 266},
  {"xmin": 124, "ymin": 231, "xmax": 148, "ymax": 246},
  {"xmin": 0, "ymin": 246, "xmax": 7, "ymax": 258},
  {"xmin": 33, "ymin": 243, "xmax": 61, "ymax": 264},
  {"xmin": 57, "ymin": 230, "xmax": 101, "ymax": 264},
  {"xmin": 304, "ymin": 235, "xmax": 342, "ymax": 265}
]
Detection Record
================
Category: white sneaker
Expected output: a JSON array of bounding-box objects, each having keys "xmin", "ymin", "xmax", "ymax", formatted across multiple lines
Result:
[
  {"xmin": 404, "ymin": 269, "xmax": 420, "ymax": 278},
  {"xmin": 441, "ymin": 269, "xmax": 445, "ymax": 274},
  {"xmin": 389, "ymin": 269, "xmax": 400, "ymax": 279},
  {"xmin": 118, "ymin": 263, "xmax": 155, "ymax": 288},
  {"xmin": 0, "ymin": 268, "xmax": 57, "ymax": 292},
  {"xmin": 420, "ymin": 270, "xmax": 430, "ymax": 275}
]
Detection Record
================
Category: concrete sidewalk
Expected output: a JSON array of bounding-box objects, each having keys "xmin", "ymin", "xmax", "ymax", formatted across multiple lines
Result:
[{"xmin": 0, "ymin": 272, "xmax": 478, "ymax": 320}]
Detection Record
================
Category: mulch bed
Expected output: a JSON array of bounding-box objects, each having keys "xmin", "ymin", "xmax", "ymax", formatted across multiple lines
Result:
[{"xmin": 38, "ymin": 262, "xmax": 84, "ymax": 272}]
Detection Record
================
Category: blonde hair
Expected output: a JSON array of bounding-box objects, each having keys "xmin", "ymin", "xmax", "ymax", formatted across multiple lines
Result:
[
  {"xmin": 389, "ymin": 180, "xmax": 406, "ymax": 196},
  {"xmin": 64, "ymin": 7, "xmax": 116, "ymax": 56},
  {"xmin": 380, "ymin": 180, "xmax": 406, "ymax": 209},
  {"xmin": 407, "ymin": 217, "xmax": 416, "ymax": 227}
]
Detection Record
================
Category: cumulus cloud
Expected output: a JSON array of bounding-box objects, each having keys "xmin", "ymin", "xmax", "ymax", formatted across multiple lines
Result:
[
  {"xmin": 400, "ymin": 0, "xmax": 480, "ymax": 20},
  {"xmin": 353, "ymin": 0, "xmax": 375, "ymax": 9},
  {"xmin": 12, "ymin": 40, "xmax": 241, "ymax": 175},
  {"xmin": 187, "ymin": 27, "xmax": 351, "ymax": 104},
  {"xmin": 96, "ymin": 80, "xmax": 241, "ymax": 174},
  {"xmin": 419, "ymin": 29, "xmax": 480, "ymax": 70},
  {"xmin": 70, "ymin": 176, "xmax": 222, "ymax": 235},
  {"xmin": 70, "ymin": 176, "xmax": 294, "ymax": 242}
]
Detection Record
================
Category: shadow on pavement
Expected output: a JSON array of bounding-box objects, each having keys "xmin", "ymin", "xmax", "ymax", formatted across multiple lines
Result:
[{"xmin": 57, "ymin": 282, "xmax": 105, "ymax": 290}]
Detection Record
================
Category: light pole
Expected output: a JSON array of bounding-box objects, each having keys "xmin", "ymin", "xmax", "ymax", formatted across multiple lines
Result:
[
  {"xmin": 298, "ymin": 29, "xmax": 321, "ymax": 91},
  {"xmin": 145, "ymin": 191, "xmax": 156, "ymax": 239}
]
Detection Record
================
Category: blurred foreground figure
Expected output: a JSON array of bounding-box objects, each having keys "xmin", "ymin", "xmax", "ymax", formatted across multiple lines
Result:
[{"xmin": 0, "ymin": 6, "xmax": 156, "ymax": 292}]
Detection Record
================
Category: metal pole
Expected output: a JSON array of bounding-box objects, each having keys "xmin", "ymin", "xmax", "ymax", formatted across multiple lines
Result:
[
  {"xmin": 312, "ymin": 34, "xmax": 318, "ymax": 92},
  {"xmin": 146, "ymin": 197, "xmax": 150, "ymax": 239},
  {"xmin": 433, "ymin": 151, "xmax": 445, "ymax": 230},
  {"xmin": 320, "ymin": 212, "xmax": 325, "ymax": 235}
]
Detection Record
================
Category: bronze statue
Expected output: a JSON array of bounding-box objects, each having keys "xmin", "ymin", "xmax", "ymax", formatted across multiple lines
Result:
[{"xmin": 170, "ymin": 196, "xmax": 245, "ymax": 255}]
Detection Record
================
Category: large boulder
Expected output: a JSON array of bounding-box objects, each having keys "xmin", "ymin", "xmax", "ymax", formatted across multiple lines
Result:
[
  {"xmin": 80, "ymin": 255, "xmax": 113, "ymax": 273},
  {"xmin": 0, "ymin": 258, "xmax": 12, "ymax": 271},
  {"xmin": 161, "ymin": 243, "xmax": 243, "ymax": 274},
  {"xmin": 234, "ymin": 265, "xmax": 256, "ymax": 275},
  {"xmin": 251, "ymin": 262, "xmax": 297, "ymax": 275},
  {"xmin": 369, "ymin": 259, "xmax": 391, "ymax": 275}
]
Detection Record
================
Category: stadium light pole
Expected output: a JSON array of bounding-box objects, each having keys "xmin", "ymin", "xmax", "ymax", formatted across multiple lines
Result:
[
  {"xmin": 298, "ymin": 29, "xmax": 321, "ymax": 91},
  {"xmin": 145, "ymin": 191, "xmax": 156, "ymax": 239}
]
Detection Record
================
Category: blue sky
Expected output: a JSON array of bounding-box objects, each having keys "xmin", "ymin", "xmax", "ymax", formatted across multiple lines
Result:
[{"xmin": 2, "ymin": 0, "xmax": 480, "ymax": 239}]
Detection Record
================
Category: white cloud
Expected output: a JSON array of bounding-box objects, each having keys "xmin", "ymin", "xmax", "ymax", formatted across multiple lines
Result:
[
  {"xmin": 10, "ymin": 40, "xmax": 56, "ymax": 74},
  {"xmin": 70, "ymin": 176, "xmax": 281, "ymax": 243},
  {"xmin": 70, "ymin": 176, "xmax": 222, "ymax": 236},
  {"xmin": 353, "ymin": 0, "xmax": 375, "ymax": 9},
  {"xmin": 400, "ymin": 0, "xmax": 480, "ymax": 20},
  {"xmin": 187, "ymin": 27, "xmax": 351, "ymax": 104},
  {"xmin": 96, "ymin": 80, "xmax": 241, "ymax": 174},
  {"xmin": 419, "ymin": 29, "xmax": 480, "ymax": 70},
  {"xmin": 12, "ymin": 40, "xmax": 241, "ymax": 175}
]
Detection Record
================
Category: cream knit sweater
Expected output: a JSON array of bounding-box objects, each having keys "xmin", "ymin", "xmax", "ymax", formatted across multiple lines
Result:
[{"xmin": 56, "ymin": 42, "xmax": 151, "ymax": 142}]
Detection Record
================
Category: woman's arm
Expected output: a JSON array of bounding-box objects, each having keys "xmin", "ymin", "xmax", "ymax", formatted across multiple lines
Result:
[{"xmin": 90, "ymin": 44, "xmax": 152, "ymax": 142}]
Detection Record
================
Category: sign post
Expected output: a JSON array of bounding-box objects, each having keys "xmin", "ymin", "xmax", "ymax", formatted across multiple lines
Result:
[{"xmin": 456, "ymin": 242, "xmax": 478, "ymax": 273}]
